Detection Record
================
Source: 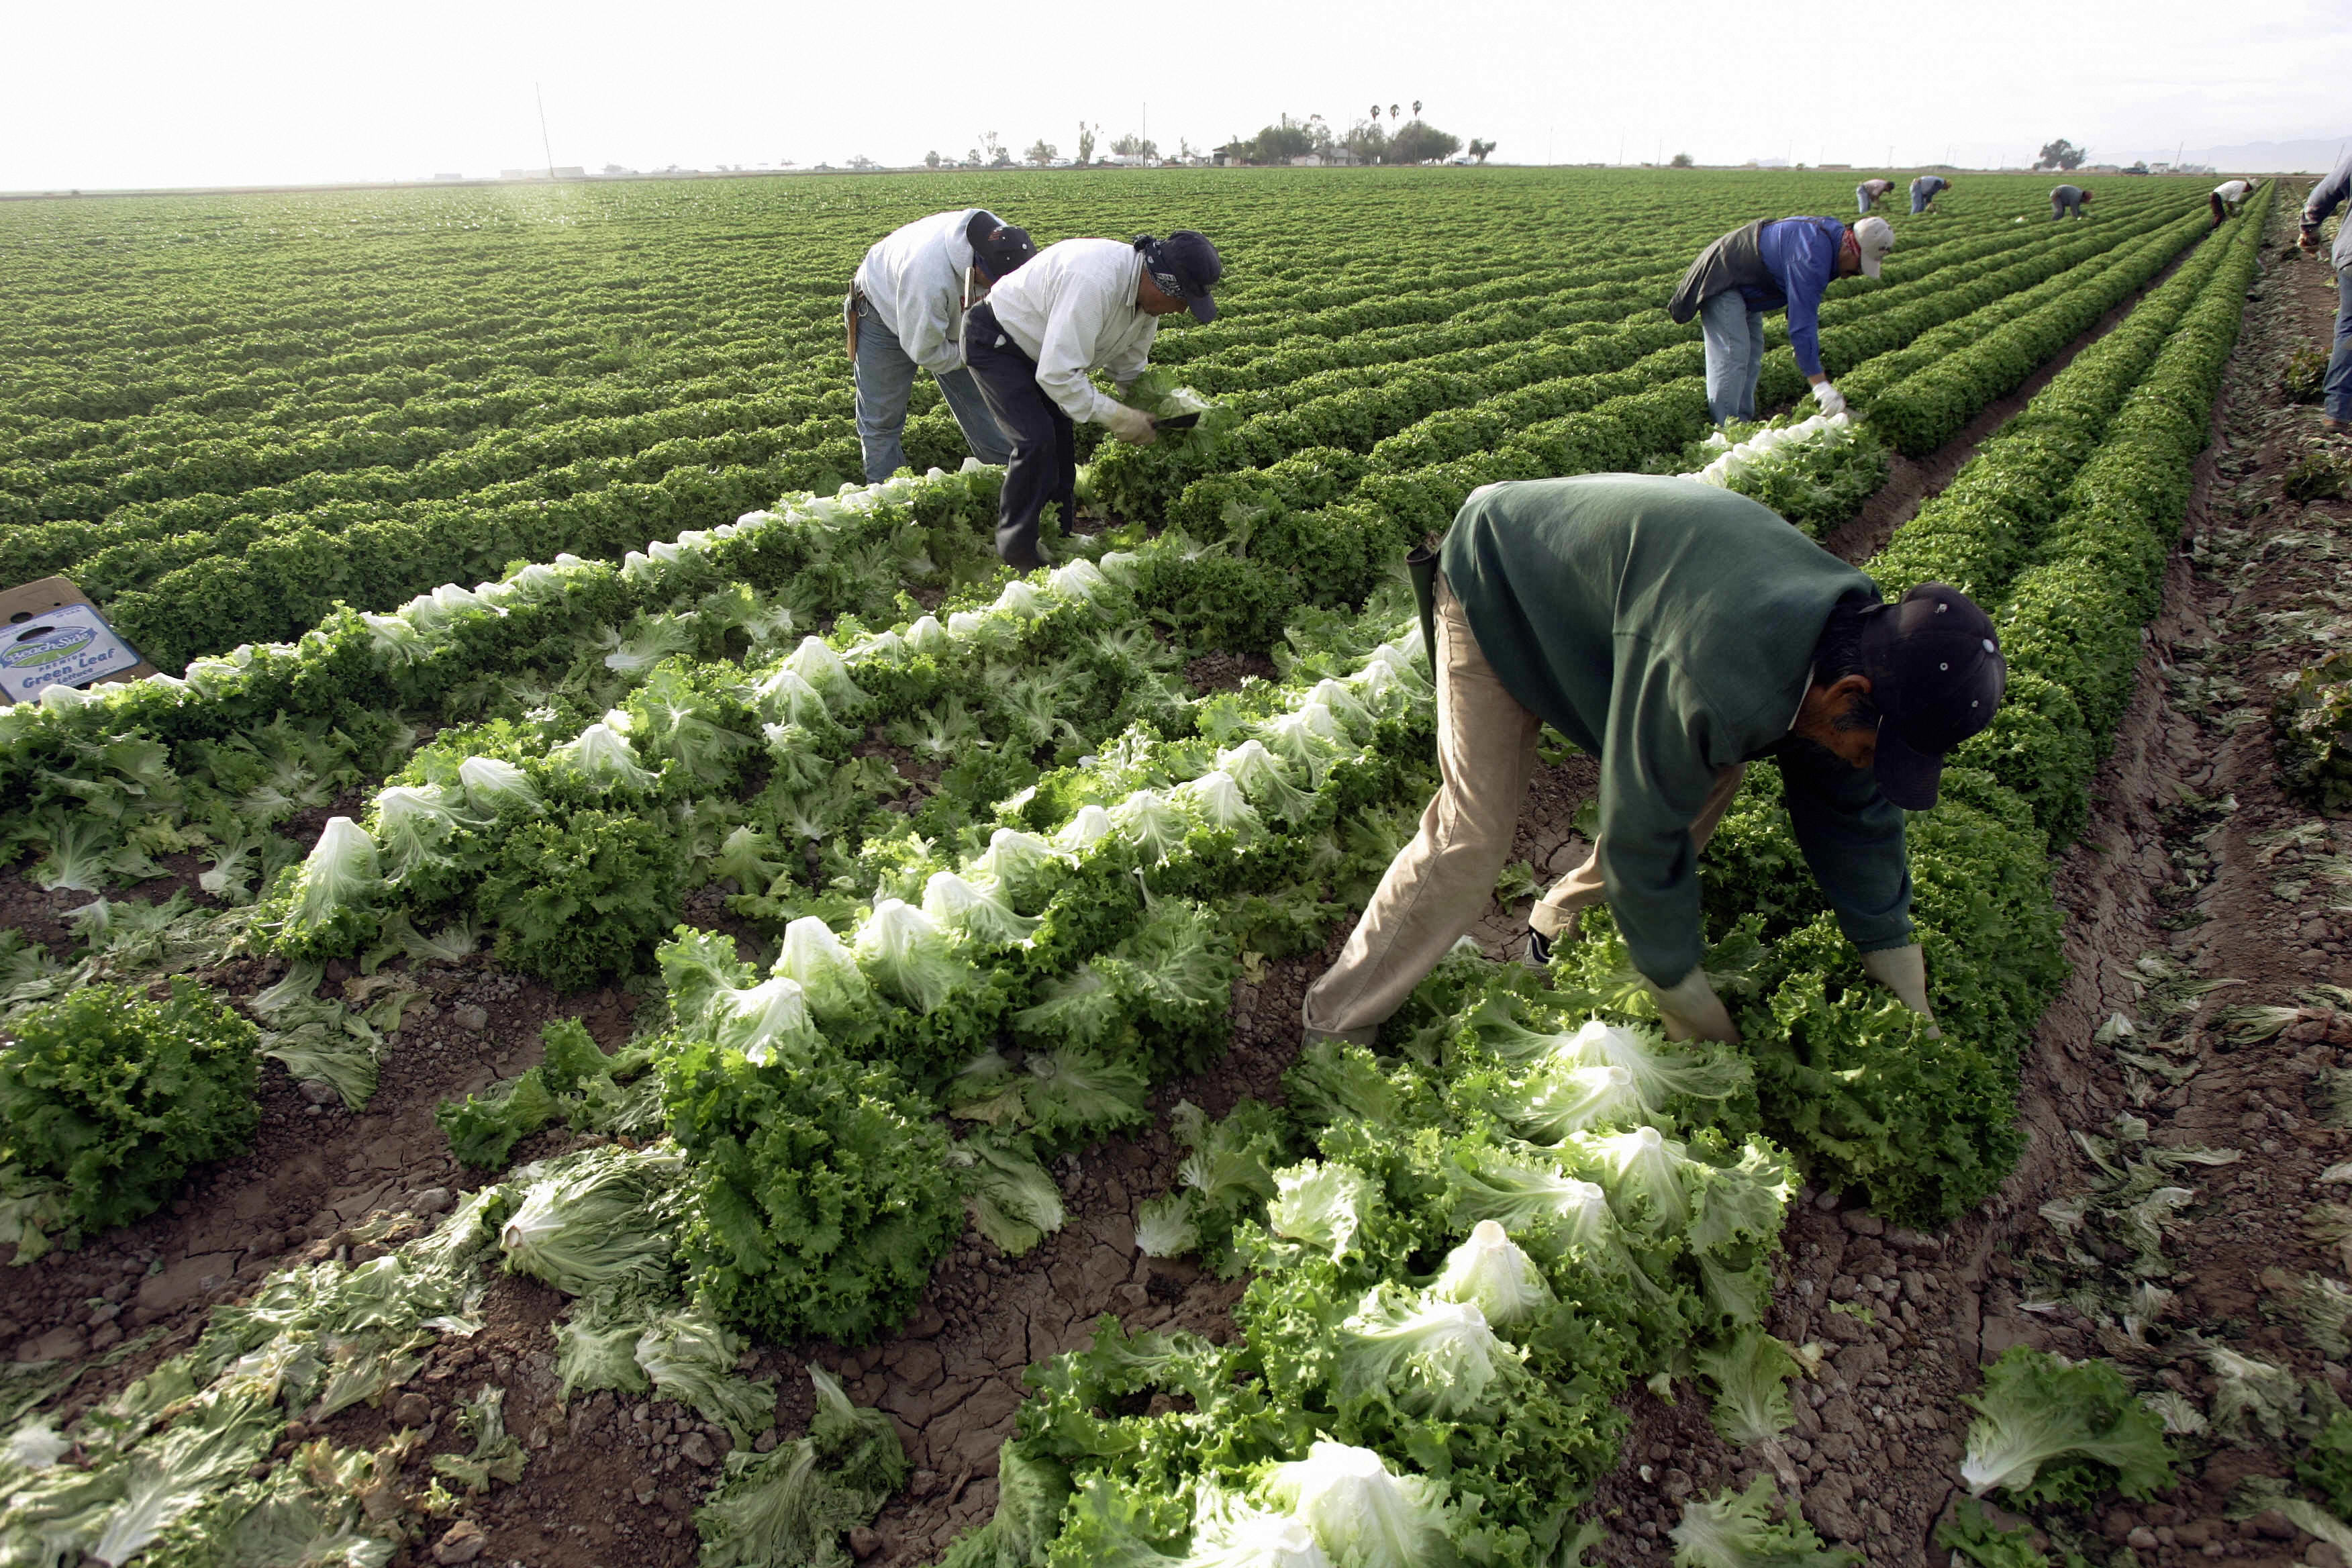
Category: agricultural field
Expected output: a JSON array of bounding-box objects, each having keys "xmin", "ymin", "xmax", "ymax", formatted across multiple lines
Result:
[{"xmin": 1, "ymin": 166, "xmax": 2347, "ymax": 1568}]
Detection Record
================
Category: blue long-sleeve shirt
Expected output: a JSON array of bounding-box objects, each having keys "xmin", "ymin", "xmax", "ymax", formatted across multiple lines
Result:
[
  {"xmin": 2304, "ymin": 150, "xmax": 2352, "ymax": 271},
  {"xmin": 1738, "ymin": 216, "xmax": 1844, "ymax": 377}
]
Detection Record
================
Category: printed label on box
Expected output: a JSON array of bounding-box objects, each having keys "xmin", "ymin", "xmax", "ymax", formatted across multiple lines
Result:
[{"xmin": 0, "ymin": 603, "xmax": 144, "ymax": 702}]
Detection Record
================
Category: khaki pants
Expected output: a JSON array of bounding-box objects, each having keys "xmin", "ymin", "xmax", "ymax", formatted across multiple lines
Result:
[{"xmin": 1301, "ymin": 579, "xmax": 1745, "ymax": 1042}]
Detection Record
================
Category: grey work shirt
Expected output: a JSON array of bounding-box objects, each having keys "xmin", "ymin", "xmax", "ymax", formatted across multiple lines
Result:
[
  {"xmin": 1440, "ymin": 474, "xmax": 1914, "ymax": 986},
  {"xmin": 2306, "ymin": 151, "xmax": 2352, "ymax": 270}
]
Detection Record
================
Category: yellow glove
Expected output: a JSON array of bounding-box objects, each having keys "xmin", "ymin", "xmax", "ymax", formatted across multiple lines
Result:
[
  {"xmin": 1860, "ymin": 944, "xmax": 1941, "ymax": 1039},
  {"xmin": 1101, "ymin": 404, "xmax": 1157, "ymax": 445},
  {"xmin": 1645, "ymin": 967, "xmax": 1741, "ymax": 1044}
]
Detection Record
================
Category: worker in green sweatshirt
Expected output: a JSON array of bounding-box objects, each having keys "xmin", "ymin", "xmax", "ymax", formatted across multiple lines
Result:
[{"xmin": 1302, "ymin": 474, "xmax": 2006, "ymax": 1046}]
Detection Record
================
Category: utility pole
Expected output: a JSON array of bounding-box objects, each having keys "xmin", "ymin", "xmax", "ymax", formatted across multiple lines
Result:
[
  {"xmin": 1142, "ymin": 102, "xmax": 1148, "ymax": 156},
  {"xmin": 1617, "ymin": 132, "xmax": 1625, "ymax": 166},
  {"xmin": 536, "ymin": 81, "xmax": 555, "ymax": 181}
]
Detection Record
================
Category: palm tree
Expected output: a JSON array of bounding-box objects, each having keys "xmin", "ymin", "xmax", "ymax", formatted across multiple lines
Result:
[
  {"xmin": 1371, "ymin": 103, "xmax": 1381, "ymax": 126},
  {"xmin": 1412, "ymin": 99, "xmax": 1422, "ymax": 119},
  {"xmin": 1389, "ymin": 103, "xmax": 1400, "ymax": 123}
]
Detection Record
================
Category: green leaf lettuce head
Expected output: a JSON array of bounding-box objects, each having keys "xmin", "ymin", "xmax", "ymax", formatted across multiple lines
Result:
[
  {"xmin": 1670, "ymin": 1474, "xmax": 1855, "ymax": 1567},
  {"xmin": 667, "ymin": 1030, "xmax": 963, "ymax": 1344},
  {"xmin": 1336, "ymin": 1283, "xmax": 1525, "ymax": 1420},
  {"xmin": 0, "ymin": 978, "xmax": 260, "ymax": 1251},
  {"xmin": 1259, "ymin": 1440, "xmax": 1452, "ymax": 1568},
  {"xmin": 1960, "ymin": 1346, "xmax": 2175, "ymax": 1503},
  {"xmin": 1431, "ymin": 1220, "xmax": 1554, "ymax": 1329},
  {"xmin": 695, "ymin": 1367, "xmax": 910, "ymax": 1568}
]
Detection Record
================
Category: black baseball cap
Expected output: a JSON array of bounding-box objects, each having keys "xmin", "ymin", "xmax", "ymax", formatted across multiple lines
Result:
[
  {"xmin": 1857, "ymin": 583, "xmax": 2006, "ymax": 811},
  {"xmin": 1142, "ymin": 231, "xmax": 1222, "ymax": 321},
  {"xmin": 966, "ymin": 211, "xmax": 1036, "ymax": 279}
]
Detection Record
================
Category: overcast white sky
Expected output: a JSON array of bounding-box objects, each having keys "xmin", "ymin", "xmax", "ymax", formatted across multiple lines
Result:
[{"xmin": 6, "ymin": 0, "xmax": 2348, "ymax": 191}]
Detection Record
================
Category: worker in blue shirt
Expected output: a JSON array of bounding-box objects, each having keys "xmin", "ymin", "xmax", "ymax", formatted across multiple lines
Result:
[
  {"xmin": 1910, "ymin": 174, "xmax": 1950, "ymax": 213},
  {"xmin": 1670, "ymin": 215, "xmax": 1895, "ymax": 426}
]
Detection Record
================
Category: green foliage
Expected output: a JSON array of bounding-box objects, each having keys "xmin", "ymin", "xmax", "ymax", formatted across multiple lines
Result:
[
  {"xmin": 0, "ymin": 979, "xmax": 260, "ymax": 1251},
  {"xmin": 475, "ymin": 808, "xmax": 687, "ymax": 989},
  {"xmin": 2276, "ymin": 646, "xmax": 2352, "ymax": 810},
  {"xmin": 1960, "ymin": 1346, "xmax": 2175, "ymax": 1506},
  {"xmin": 1937, "ymin": 1500, "xmax": 2053, "ymax": 1568},
  {"xmin": 435, "ymin": 1016, "xmax": 662, "ymax": 1169},
  {"xmin": 695, "ymin": 1367, "xmax": 910, "ymax": 1568},
  {"xmin": 2296, "ymin": 1411, "xmax": 2352, "ymax": 1517},
  {"xmin": 665, "ymin": 1023, "xmax": 963, "ymax": 1345}
]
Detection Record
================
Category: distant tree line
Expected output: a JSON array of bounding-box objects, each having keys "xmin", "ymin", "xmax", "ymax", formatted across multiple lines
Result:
[{"xmin": 1214, "ymin": 105, "xmax": 1491, "ymax": 166}]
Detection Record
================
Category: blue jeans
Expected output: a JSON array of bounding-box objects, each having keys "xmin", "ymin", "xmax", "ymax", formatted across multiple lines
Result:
[
  {"xmin": 1856, "ymin": 186, "xmax": 1875, "ymax": 214},
  {"xmin": 852, "ymin": 295, "xmax": 1012, "ymax": 483},
  {"xmin": 2329, "ymin": 268, "xmax": 2352, "ymax": 423},
  {"xmin": 1700, "ymin": 292, "xmax": 1767, "ymax": 425}
]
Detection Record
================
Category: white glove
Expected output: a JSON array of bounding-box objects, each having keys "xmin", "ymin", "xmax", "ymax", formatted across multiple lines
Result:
[
  {"xmin": 1101, "ymin": 404, "xmax": 1157, "ymax": 445},
  {"xmin": 1859, "ymin": 944, "xmax": 1941, "ymax": 1038},
  {"xmin": 1645, "ymin": 967, "xmax": 1741, "ymax": 1045},
  {"xmin": 1811, "ymin": 382, "xmax": 1847, "ymax": 417}
]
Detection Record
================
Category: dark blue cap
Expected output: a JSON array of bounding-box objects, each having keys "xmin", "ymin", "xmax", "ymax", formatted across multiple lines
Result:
[
  {"xmin": 966, "ymin": 211, "xmax": 1036, "ymax": 279},
  {"xmin": 1140, "ymin": 230, "xmax": 1222, "ymax": 321},
  {"xmin": 1859, "ymin": 583, "xmax": 2006, "ymax": 811}
]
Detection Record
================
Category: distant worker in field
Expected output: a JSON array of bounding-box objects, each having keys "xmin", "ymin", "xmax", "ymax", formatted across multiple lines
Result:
[
  {"xmin": 1669, "ymin": 214, "xmax": 1896, "ymax": 426},
  {"xmin": 963, "ymin": 232, "xmax": 1222, "ymax": 570},
  {"xmin": 2051, "ymin": 184, "xmax": 2092, "ymax": 220},
  {"xmin": 2298, "ymin": 148, "xmax": 2352, "ymax": 434},
  {"xmin": 1856, "ymin": 177, "xmax": 1895, "ymax": 214},
  {"xmin": 2211, "ymin": 179, "xmax": 2255, "ymax": 228},
  {"xmin": 848, "ymin": 210, "xmax": 1038, "ymax": 484},
  {"xmin": 1300, "ymin": 475, "xmax": 2006, "ymax": 1048},
  {"xmin": 1909, "ymin": 174, "xmax": 1951, "ymax": 214}
]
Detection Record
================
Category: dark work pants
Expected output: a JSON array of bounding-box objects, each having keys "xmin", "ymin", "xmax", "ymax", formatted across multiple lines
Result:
[
  {"xmin": 2328, "ymin": 266, "xmax": 2352, "ymax": 424},
  {"xmin": 963, "ymin": 302, "xmax": 1074, "ymax": 571}
]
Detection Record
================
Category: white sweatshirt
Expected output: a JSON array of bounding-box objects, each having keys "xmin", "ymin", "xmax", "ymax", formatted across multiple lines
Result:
[
  {"xmin": 978, "ymin": 238, "xmax": 1158, "ymax": 426},
  {"xmin": 852, "ymin": 209, "xmax": 991, "ymax": 378},
  {"xmin": 2213, "ymin": 180, "xmax": 2252, "ymax": 203}
]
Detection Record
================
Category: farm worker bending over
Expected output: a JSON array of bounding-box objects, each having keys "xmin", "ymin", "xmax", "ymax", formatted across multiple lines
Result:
[
  {"xmin": 2051, "ymin": 184, "xmax": 2092, "ymax": 221},
  {"xmin": 2298, "ymin": 148, "xmax": 2352, "ymax": 434},
  {"xmin": 964, "ymin": 232, "xmax": 1221, "ymax": 570},
  {"xmin": 1301, "ymin": 475, "xmax": 2008, "ymax": 1047},
  {"xmin": 849, "ymin": 210, "xmax": 1038, "ymax": 484},
  {"xmin": 1909, "ymin": 175, "xmax": 1950, "ymax": 214},
  {"xmin": 1855, "ymin": 177, "xmax": 1894, "ymax": 214},
  {"xmin": 2211, "ymin": 179, "xmax": 2254, "ymax": 228},
  {"xmin": 1669, "ymin": 214, "xmax": 1895, "ymax": 426}
]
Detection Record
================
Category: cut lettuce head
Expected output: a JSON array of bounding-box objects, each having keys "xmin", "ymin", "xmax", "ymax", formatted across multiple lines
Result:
[
  {"xmin": 706, "ymin": 976, "xmax": 818, "ymax": 1066},
  {"xmin": 1266, "ymin": 1161, "xmax": 1379, "ymax": 1263},
  {"xmin": 1444, "ymin": 1142, "xmax": 1624, "ymax": 1267},
  {"xmin": 283, "ymin": 817, "xmax": 382, "ymax": 942},
  {"xmin": 854, "ymin": 899, "xmax": 973, "ymax": 1014},
  {"xmin": 1055, "ymin": 804, "xmax": 1116, "ymax": 852},
  {"xmin": 1260, "ymin": 1442, "xmax": 1449, "ymax": 1568},
  {"xmin": 1431, "ymin": 1220, "xmax": 1554, "ymax": 1329},
  {"xmin": 1337, "ymin": 1285, "xmax": 1523, "ymax": 1420},
  {"xmin": 457, "ymin": 755, "xmax": 542, "ymax": 817},
  {"xmin": 1135, "ymin": 1191, "xmax": 1203, "ymax": 1259},
  {"xmin": 772, "ymin": 916, "xmax": 875, "ymax": 1021},
  {"xmin": 972, "ymin": 828, "xmax": 1071, "ymax": 897},
  {"xmin": 952, "ymin": 1136, "xmax": 1067, "ymax": 1256},
  {"xmin": 1960, "ymin": 1346, "xmax": 2175, "ymax": 1502},
  {"xmin": 923, "ymin": 871, "xmax": 1044, "ymax": 948},
  {"xmin": 552, "ymin": 1293, "xmax": 652, "ymax": 1404},
  {"xmin": 1214, "ymin": 740, "xmax": 1318, "ymax": 826},
  {"xmin": 550, "ymin": 722, "xmax": 657, "ymax": 792},
  {"xmin": 498, "ymin": 1144, "xmax": 684, "ymax": 1297}
]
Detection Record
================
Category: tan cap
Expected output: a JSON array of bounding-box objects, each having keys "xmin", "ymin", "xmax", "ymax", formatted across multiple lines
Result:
[{"xmin": 1854, "ymin": 216, "xmax": 1895, "ymax": 279}]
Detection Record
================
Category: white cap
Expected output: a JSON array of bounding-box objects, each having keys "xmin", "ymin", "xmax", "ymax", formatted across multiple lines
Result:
[{"xmin": 1854, "ymin": 215, "xmax": 1895, "ymax": 279}]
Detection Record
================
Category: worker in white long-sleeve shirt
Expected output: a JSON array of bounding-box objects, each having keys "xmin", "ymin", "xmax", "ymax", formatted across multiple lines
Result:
[
  {"xmin": 2210, "ymin": 179, "xmax": 2254, "ymax": 228},
  {"xmin": 848, "ymin": 210, "xmax": 1038, "ymax": 483},
  {"xmin": 963, "ymin": 232, "xmax": 1222, "ymax": 569}
]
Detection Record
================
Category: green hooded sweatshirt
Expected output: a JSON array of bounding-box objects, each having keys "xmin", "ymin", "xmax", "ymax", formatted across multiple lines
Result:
[{"xmin": 1440, "ymin": 473, "xmax": 1913, "ymax": 987}]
